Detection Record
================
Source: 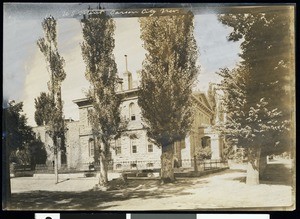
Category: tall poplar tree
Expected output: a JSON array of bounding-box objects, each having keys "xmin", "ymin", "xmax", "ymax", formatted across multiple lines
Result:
[
  {"xmin": 217, "ymin": 7, "xmax": 294, "ymax": 184},
  {"xmin": 37, "ymin": 16, "xmax": 66, "ymax": 184},
  {"xmin": 138, "ymin": 12, "xmax": 199, "ymax": 183},
  {"xmin": 80, "ymin": 9, "xmax": 122, "ymax": 189},
  {"xmin": 34, "ymin": 92, "xmax": 54, "ymax": 126}
]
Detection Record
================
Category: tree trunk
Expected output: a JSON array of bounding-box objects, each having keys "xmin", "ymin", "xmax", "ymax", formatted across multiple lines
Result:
[
  {"xmin": 246, "ymin": 148, "xmax": 261, "ymax": 185},
  {"xmin": 54, "ymin": 150, "xmax": 59, "ymax": 184},
  {"xmin": 98, "ymin": 142, "xmax": 108, "ymax": 189},
  {"xmin": 53, "ymin": 137, "xmax": 59, "ymax": 184},
  {"xmin": 193, "ymin": 155, "xmax": 198, "ymax": 172},
  {"xmin": 161, "ymin": 143, "xmax": 175, "ymax": 183},
  {"xmin": 2, "ymin": 139, "xmax": 11, "ymax": 209}
]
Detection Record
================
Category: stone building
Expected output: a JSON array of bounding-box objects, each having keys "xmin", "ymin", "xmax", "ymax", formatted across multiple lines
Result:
[
  {"xmin": 33, "ymin": 68, "xmax": 224, "ymax": 171},
  {"xmin": 33, "ymin": 119, "xmax": 80, "ymax": 169}
]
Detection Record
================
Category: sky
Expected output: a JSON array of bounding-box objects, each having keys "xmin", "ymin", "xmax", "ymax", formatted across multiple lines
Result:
[{"xmin": 3, "ymin": 3, "xmax": 241, "ymax": 126}]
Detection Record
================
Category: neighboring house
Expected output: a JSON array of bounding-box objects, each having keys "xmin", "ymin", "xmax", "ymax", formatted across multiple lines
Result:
[
  {"xmin": 33, "ymin": 119, "xmax": 80, "ymax": 169},
  {"xmin": 33, "ymin": 68, "xmax": 224, "ymax": 171}
]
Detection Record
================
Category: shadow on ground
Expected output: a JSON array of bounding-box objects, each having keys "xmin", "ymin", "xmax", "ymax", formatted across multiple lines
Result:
[
  {"xmin": 10, "ymin": 178, "xmax": 209, "ymax": 210},
  {"xmin": 231, "ymin": 161, "xmax": 292, "ymax": 186},
  {"xmin": 260, "ymin": 162, "xmax": 292, "ymax": 186},
  {"xmin": 10, "ymin": 162, "xmax": 292, "ymax": 210}
]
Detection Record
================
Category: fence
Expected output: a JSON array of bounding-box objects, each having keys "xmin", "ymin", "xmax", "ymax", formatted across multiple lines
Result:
[
  {"xmin": 91, "ymin": 160, "xmax": 162, "ymax": 172},
  {"xmin": 10, "ymin": 164, "xmax": 34, "ymax": 177},
  {"xmin": 12, "ymin": 159, "xmax": 228, "ymax": 175},
  {"xmin": 11, "ymin": 164, "xmax": 32, "ymax": 172},
  {"xmin": 197, "ymin": 159, "xmax": 228, "ymax": 170},
  {"xmin": 34, "ymin": 164, "xmax": 80, "ymax": 174}
]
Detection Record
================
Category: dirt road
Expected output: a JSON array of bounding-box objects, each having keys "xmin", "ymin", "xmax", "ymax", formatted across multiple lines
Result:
[{"xmin": 10, "ymin": 159, "xmax": 294, "ymax": 210}]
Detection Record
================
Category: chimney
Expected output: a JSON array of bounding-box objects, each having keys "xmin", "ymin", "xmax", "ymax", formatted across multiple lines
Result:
[
  {"xmin": 123, "ymin": 55, "xmax": 132, "ymax": 90},
  {"xmin": 125, "ymin": 55, "xmax": 128, "ymax": 72}
]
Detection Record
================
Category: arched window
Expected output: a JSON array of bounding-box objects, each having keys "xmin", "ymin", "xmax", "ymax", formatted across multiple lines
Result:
[
  {"xmin": 129, "ymin": 102, "xmax": 136, "ymax": 121},
  {"xmin": 88, "ymin": 138, "xmax": 94, "ymax": 157},
  {"xmin": 130, "ymin": 138, "xmax": 138, "ymax": 154},
  {"xmin": 201, "ymin": 136, "xmax": 211, "ymax": 148}
]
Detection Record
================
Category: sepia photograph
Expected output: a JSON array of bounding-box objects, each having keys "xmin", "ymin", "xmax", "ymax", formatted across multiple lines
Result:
[{"xmin": 3, "ymin": 3, "xmax": 295, "ymax": 211}]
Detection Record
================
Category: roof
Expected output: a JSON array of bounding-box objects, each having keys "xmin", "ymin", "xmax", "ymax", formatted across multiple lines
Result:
[
  {"xmin": 192, "ymin": 93, "xmax": 214, "ymax": 115},
  {"xmin": 73, "ymin": 98, "xmax": 92, "ymax": 107},
  {"xmin": 73, "ymin": 89, "xmax": 214, "ymax": 115}
]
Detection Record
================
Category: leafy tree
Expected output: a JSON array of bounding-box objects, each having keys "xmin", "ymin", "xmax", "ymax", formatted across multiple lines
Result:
[
  {"xmin": 3, "ymin": 101, "xmax": 47, "ymax": 207},
  {"xmin": 138, "ymin": 12, "xmax": 199, "ymax": 183},
  {"xmin": 4, "ymin": 102, "xmax": 48, "ymax": 166},
  {"xmin": 218, "ymin": 8, "xmax": 294, "ymax": 153},
  {"xmin": 28, "ymin": 136, "xmax": 48, "ymax": 167},
  {"xmin": 34, "ymin": 92, "xmax": 54, "ymax": 126},
  {"xmin": 37, "ymin": 16, "xmax": 66, "ymax": 184},
  {"xmin": 207, "ymin": 83, "xmax": 217, "ymax": 124},
  {"xmin": 197, "ymin": 146, "xmax": 212, "ymax": 160},
  {"xmin": 80, "ymin": 9, "xmax": 122, "ymax": 189},
  {"xmin": 3, "ymin": 101, "xmax": 27, "ymax": 208},
  {"xmin": 217, "ymin": 8, "xmax": 294, "ymax": 184},
  {"xmin": 217, "ymin": 66, "xmax": 289, "ymax": 184},
  {"xmin": 4, "ymin": 102, "xmax": 33, "ymax": 152}
]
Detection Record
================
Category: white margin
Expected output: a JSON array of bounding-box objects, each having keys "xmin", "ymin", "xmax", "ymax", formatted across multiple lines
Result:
[{"xmin": 197, "ymin": 214, "xmax": 270, "ymax": 219}]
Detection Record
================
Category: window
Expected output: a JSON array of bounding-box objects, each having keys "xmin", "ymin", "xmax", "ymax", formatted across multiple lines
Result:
[
  {"xmin": 132, "ymin": 145, "xmax": 137, "ymax": 153},
  {"xmin": 116, "ymin": 146, "xmax": 121, "ymax": 155},
  {"xmin": 129, "ymin": 102, "xmax": 136, "ymax": 121},
  {"xmin": 201, "ymin": 136, "xmax": 211, "ymax": 148},
  {"xmin": 88, "ymin": 138, "xmax": 94, "ymax": 157},
  {"xmin": 115, "ymin": 139, "xmax": 121, "ymax": 155},
  {"xmin": 116, "ymin": 164, "xmax": 122, "ymax": 170},
  {"xmin": 148, "ymin": 144, "xmax": 153, "ymax": 153},
  {"xmin": 131, "ymin": 138, "xmax": 138, "ymax": 153}
]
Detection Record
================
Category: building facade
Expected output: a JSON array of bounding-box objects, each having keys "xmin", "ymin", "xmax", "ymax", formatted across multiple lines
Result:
[{"xmin": 33, "ymin": 69, "xmax": 224, "ymax": 171}]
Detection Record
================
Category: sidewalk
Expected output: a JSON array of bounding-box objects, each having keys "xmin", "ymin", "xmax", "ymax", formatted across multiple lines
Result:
[{"xmin": 9, "ymin": 159, "xmax": 294, "ymax": 210}]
